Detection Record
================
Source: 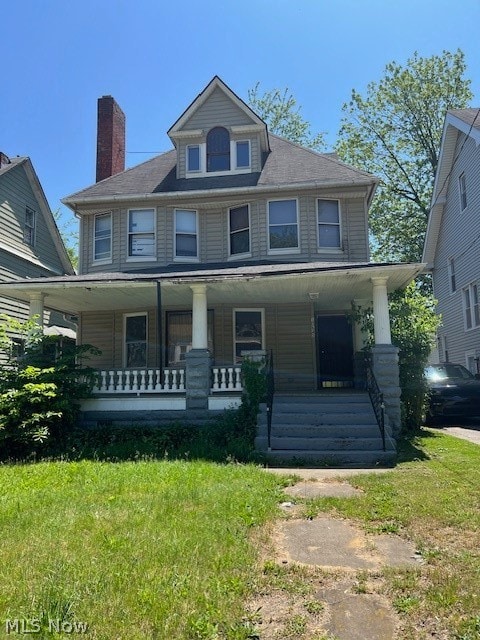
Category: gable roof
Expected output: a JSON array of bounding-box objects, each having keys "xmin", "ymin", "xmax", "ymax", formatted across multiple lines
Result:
[
  {"xmin": 0, "ymin": 155, "xmax": 75, "ymax": 275},
  {"xmin": 63, "ymin": 133, "xmax": 378, "ymax": 207},
  {"xmin": 423, "ymin": 108, "xmax": 480, "ymax": 266}
]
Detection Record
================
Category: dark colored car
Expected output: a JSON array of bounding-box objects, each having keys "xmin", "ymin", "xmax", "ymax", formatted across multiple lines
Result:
[{"xmin": 425, "ymin": 363, "xmax": 480, "ymax": 421}]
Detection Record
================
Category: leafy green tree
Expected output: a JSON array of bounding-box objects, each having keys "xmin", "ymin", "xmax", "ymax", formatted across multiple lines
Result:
[
  {"xmin": 0, "ymin": 315, "xmax": 99, "ymax": 457},
  {"xmin": 53, "ymin": 208, "xmax": 79, "ymax": 270},
  {"xmin": 336, "ymin": 49, "xmax": 472, "ymax": 262},
  {"xmin": 248, "ymin": 83, "xmax": 326, "ymax": 151}
]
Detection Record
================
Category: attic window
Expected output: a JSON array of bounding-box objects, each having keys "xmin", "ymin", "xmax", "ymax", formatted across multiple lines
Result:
[
  {"xmin": 207, "ymin": 127, "xmax": 230, "ymax": 172},
  {"xmin": 24, "ymin": 207, "xmax": 36, "ymax": 246}
]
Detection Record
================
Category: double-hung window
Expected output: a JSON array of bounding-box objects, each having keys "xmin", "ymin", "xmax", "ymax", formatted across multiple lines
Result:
[
  {"xmin": 175, "ymin": 209, "xmax": 198, "ymax": 259},
  {"xmin": 233, "ymin": 309, "xmax": 265, "ymax": 362},
  {"xmin": 448, "ymin": 257, "xmax": 456, "ymax": 293},
  {"xmin": 268, "ymin": 199, "xmax": 299, "ymax": 252},
  {"xmin": 128, "ymin": 209, "xmax": 155, "ymax": 259},
  {"xmin": 94, "ymin": 213, "xmax": 112, "ymax": 262},
  {"xmin": 463, "ymin": 283, "xmax": 480, "ymax": 330},
  {"xmin": 235, "ymin": 141, "xmax": 250, "ymax": 169},
  {"xmin": 124, "ymin": 313, "xmax": 147, "ymax": 368},
  {"xmin": 207, "ymin": 127, "xmax": 230, "ymax": 172},
  {"xmin": 24, "ymin": 207, "xmax": 35, "ymax": 246},
  {"xmin": 317, "ymin": 199, "xmax": 341, "ymax": 249},
  {"xmin": 186, "ymin": 145, "xmax": 201, "ymax": 173},
  {"xmin": 459, "ymin": 173, "xmax": 467, "ymax": 211},
  {"xmin": 229, "ymin": 204, "xmax": 250, "ymax": 256}
]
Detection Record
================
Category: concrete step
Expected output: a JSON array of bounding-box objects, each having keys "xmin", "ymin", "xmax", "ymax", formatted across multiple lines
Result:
[
  {"xmin": 274, "ymin": 394, "xmax": 370, "ymax": 405},
  {"xmin": 264, "ymin": 449, "xmax": 396, "ymax": 466},
  {"xmin": 272, "ymin": 424, "xmax": 381, "ymax": 438},
  {"xmin": 271, "ymin": 412, "xmax": 377, "ymax": 425},
  {"xmin": 270, "ymin": 436, "xmax": 393, "ymax": 452}
]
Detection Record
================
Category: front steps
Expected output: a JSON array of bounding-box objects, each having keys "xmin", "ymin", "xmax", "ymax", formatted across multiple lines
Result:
[{"xmin": 255, "ymin": 393, "xmax": 396, "ymax": 467}]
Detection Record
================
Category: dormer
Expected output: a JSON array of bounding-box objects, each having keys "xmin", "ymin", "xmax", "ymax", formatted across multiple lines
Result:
[{"xmin": 167, "ymin": 76, "xmax": 270, "ymax": 179}]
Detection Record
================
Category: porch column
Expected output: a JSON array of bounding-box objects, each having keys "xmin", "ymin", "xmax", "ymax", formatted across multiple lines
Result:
[
  {"xmin": 185, "ymin": 284, "xmax": 211, "ymax": 411},
  {"xmin": 191, "ymin": 284, "xmax": 208, "ymax": 349},
  {"xmin": 370, "ymin": 278, "xmax": 401, "ymax": 438},
  {"xmin": 29, "ymin": 293, "xmax": 45, "ymax": 329},
  {"xmin": 371, "ymin": 277, "xmax": 391, "ymax": 344}
]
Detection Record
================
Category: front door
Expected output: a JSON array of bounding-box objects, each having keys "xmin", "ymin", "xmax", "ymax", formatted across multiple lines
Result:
[{"xmin": 316, "ymin": 315, "xmax": 354, "ymax": 389}]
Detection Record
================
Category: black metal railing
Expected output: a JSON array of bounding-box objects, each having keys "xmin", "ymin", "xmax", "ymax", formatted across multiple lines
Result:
[
  {"xmin": 265, "ymin": 350, "xmax": 275, "ymax": 450},
  {"xmin": 365, "ymin": 361, "xmax": 386, "ymax": 451}
]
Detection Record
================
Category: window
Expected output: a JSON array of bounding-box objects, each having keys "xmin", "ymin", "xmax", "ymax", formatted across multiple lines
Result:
[
  {"xmin": 233, "ymin": 309, "xmax": 264, "ymax": 362},
  {"xmin": 207, "ymin": 127, "xmax": 230, "ymax": 172},
  {"xmin": 235, "ymin": 141, "xmax": 250, "ymax": 169},
  {"xmin": 463, "ymin": 283, "xmax": 480, "ymax": 330},
  {"xmin": 124, "ymin": 313, "xmax": 147, "ymax": 368},
  {"xmin": 94, "ymin": 213, "xmax": 112, "ymax": 262},
  {"xmin": 448, "ymin": 257, "xmax": 456, "ymax": 293},
  {"xmin": 466, "ymin": 351, "xmax": 479, "ymax": 375},
  {"xmin": 186, "ymin": 145, "xmax": 201, "ymax": 172},
  {"xmin": 166, "ymin": 310, "xmax": 214, "ymax": 365},
  {"xmin": 229, "ymin": 204, "xmax": 250, "ymax": 256},
  {"xmin": 268, "ymin": 199, "xmax": 299, "ymax": 251},
  {"xmin": 459, "ymin": 173, "xmax": 467, "ymax": 210},
  {"xmin": 317, "ymin": 199, "xmax": 341, "ymax": 249},
  {"xmin": 175, "ymin": 209, "xmax": 198, "ymax": 259},
  {"xmin": 24, "ymin": 207, "xmax": 35, "ymax": 246},
  {"xmin": 128, "ymin": 209, "xmax": 155, "ymax": 259}
]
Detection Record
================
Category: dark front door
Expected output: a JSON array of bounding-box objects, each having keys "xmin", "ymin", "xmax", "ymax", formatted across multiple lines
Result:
[{"xmin": 316, "ymin": 315, "xmax": 354, "ymax": 389}]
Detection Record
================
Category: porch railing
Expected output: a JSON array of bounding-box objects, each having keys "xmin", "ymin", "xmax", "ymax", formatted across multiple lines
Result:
[
  {"xmin": 211, "ymin": 366, "xmax": 242, "ymax": 392},
  {"xmin": 92, "ymin": 365, "xmax": 243, "ymax": 395},
  {"xmin": 93, "ymin": 368, "xmax": 185, "ymax": 394},
  {"xmin": 365, "ymin": 360, "xmax": 386, "ymax": 451}
]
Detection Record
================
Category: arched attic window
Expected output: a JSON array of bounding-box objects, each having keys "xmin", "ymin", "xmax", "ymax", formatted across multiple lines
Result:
[{"xmin": 207, "ymin": 126, "xmax": 230, "ymax": 172}]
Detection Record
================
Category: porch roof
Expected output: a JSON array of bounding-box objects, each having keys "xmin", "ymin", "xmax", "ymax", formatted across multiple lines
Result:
[{"xmin": 0, "ymin": 260, "xmax": 425, "ymax": 315}]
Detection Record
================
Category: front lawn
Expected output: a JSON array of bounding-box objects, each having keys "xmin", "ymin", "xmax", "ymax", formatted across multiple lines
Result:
[{"xmin": 0, "ymin": 460, "xmax": 283, "ymax": 639}]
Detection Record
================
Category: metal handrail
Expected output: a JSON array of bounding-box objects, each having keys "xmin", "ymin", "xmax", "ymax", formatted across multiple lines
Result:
[
  {"xmin": 365, "ymin": 360, "xmax": 386, "ymax": 451},
  {"xmin": 265, "ymin": 350, "xmax": 275, "ymax": 450}
]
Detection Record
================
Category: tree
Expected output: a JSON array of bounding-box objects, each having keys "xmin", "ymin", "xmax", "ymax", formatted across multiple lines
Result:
[
  {"xmin": 53, "ymin": 209, "xmax": 79, "ymax": 270},
  {"xmin": 336, "ymin": 50, "xmax": 472, "ymax": 262},
  {"xmin": 248, "ymin": 83, "xmax": 326, "ymax": 151}
]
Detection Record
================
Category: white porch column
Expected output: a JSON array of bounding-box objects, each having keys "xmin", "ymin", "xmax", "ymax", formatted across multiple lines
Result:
[
  {"xmin": 29, "ymin": 293, "xmax": 45, "ymax": 329},
  {"xmin": 191, "ymin": 284, "xmax": 208, "ymax": 349},
  {"xmin": 371, "ymin": 277, "xmax": 391, "ymax": 345}
]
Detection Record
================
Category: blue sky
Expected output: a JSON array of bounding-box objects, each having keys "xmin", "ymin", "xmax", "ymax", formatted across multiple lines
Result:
[{"xmin": 2, "ymin": 0, "xmax": 480, "ymax": 238}]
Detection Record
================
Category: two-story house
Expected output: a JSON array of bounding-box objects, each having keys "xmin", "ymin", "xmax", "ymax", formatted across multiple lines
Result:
[
  {"xmin": 0, "ymin": 78, "xmax": 424, "ymax": 462},
  {"xmin": 0, "ymin": 152, "xmax": 75, "ymax": 358},
  {"xmin": 423, "ymin": 108, "xmax": 480, "ymax": 373}
]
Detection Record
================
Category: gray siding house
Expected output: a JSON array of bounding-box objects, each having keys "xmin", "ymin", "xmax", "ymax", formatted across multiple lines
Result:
[
  {"xmin": 0, "ymin": 153, "xmax": 75, "ymax": 353},
  {"xmin": 0, "ymin": 78, "xmax": 424, "ymax": 462},
  {"xmin": 423, "ymin": 109, "xmax": 480, "ymax": 372}
]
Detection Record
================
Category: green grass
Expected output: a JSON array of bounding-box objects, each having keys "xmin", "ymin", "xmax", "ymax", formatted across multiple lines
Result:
[
  {"xmin": 301, "ymin": 428, "xmax": 480, "ymax": 639},
  {"xmin": 0, "ymin": 460, "xmax": 284, "ymax": 639}
]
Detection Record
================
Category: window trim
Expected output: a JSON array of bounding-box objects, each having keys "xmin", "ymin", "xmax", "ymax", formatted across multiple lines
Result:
[
  {"xmin": 459, "ymin": 172, "xmax": 467, "ymax": 211},
  {"xmin": 267, "ymin": 198, "xmax": 300, "ymax": 255},
  {"xmin": 24, "ymin": 206, "xmax": 36, "ymax": 247},
  {"xmin": 126, "ymin": 208, "xmax": 156, "ymax": 262},
  {"xmin": 233, "ymin": 140, "xmax": 251, "ymax": 170},
  {"xmin": 463, "ymin": 282, "xmax": 480, "ymax": 331},
  {"xmin": 317, "ymin": 198, "xmax": 342, "ymax": 252},
  {"xmin": 228, "ymin": 203, "xmax": 251, "ymax": 259},
  {"xmin": 184, "ymin": 138, "xmax": 252, "ymax": 178},
  {"xmin": 174, "ymin": 208, "xmax": 199, "ymax": 262},
  {"xmin": 233, "ymin": 308, "xmax": 265, "ymax": 363},
  {"xmin": 447, "ymin": 256, "xmax": 456, "ymax": 293},
  {"xmin": 93, "ymin": 212, "xmax": 112, "ymax": 264},
  {"xmin": 123, "ymin": 312, "xmax": 148, "ymax": 369}
]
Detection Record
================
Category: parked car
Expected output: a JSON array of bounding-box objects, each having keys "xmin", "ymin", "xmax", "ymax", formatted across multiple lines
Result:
[{"xmin": 425, "ymin": 363, "xmax": 480, "ymax": 421}]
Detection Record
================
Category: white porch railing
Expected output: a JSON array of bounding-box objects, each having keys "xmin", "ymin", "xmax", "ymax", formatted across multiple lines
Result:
[
  {"xmin": 211, "ymin": 366, "xmax": 242, "ymax": 392},
  {"xmin": 93, "ymin": 368, "xmax": 185, "ymax": 394},
  {"xmin": 92, "ymin": 366, "xmax": 243, "ymax": 395}
]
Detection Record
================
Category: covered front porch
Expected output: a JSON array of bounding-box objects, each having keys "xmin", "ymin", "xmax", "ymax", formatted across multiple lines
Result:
[{"xmin": 0, "ymin": 260, "xmax": 424, "ymax": 433}]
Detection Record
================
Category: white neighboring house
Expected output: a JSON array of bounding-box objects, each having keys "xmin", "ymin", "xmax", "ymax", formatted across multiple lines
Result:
[{"xmin": 423, "ymin": 108, "xmax": 480, "ymax": 373}]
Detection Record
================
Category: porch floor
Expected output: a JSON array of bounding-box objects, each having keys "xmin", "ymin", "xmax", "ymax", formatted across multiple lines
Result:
[{"xmin": 257, "ymin": 392, "xmax": 396, "ymax": 467}]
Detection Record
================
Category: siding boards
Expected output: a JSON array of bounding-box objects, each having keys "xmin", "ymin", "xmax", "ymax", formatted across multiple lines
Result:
[{"xmin": 183, "ymin": 87, "xmax": 254, "ymax": 130}]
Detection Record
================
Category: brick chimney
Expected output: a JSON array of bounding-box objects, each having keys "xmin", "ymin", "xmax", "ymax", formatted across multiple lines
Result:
[{"xmin": 96, "ymin": 96, "xmax": 125, "ymax": 182}]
